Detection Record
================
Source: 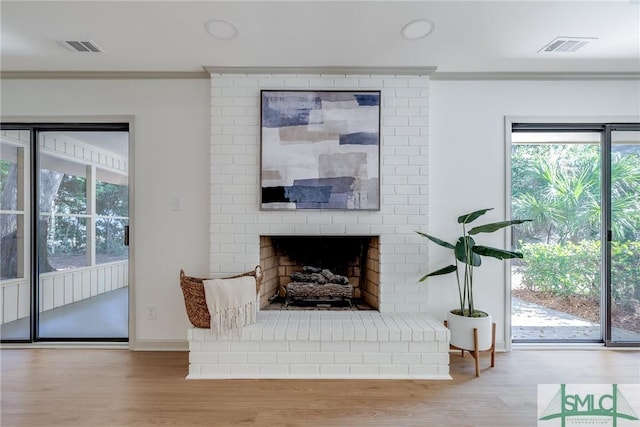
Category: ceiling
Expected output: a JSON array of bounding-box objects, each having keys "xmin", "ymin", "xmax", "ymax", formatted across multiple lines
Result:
[{"xmin": 1, "ymin": 1, "xmax": 639, "ymax": 75}]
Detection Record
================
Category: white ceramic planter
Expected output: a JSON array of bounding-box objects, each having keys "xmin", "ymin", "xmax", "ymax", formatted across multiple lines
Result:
[{"xmin": 446, "ymin": 310, "xmax": 493, "ymax": 351}]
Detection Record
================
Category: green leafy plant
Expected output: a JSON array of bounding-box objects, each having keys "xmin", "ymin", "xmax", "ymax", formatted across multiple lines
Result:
[
  {"xmin": 417, "ymin": 208, "xmax": 531, "ymax": 317},
  {"xmin": 520, "ymin": 241, "xmax": 640, "ymax": 302}
]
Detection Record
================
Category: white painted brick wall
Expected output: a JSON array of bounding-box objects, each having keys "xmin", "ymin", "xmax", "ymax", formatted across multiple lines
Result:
[{"xmin": 210, "ymin": 73, "xmax": 430, "ymax": 312}]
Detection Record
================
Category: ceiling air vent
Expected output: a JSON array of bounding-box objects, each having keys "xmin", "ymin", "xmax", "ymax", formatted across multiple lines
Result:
[
  {"xmin": 538, "ymin": 36, "xmax": 596, "ymax": 53},
  {"xmin": 56, "ymin": 40, "xmax": 105, "ymax": 53}
]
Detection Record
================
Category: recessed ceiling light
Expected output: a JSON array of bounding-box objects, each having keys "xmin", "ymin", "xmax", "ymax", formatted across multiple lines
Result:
[
  {"xmin": 401, "ymin": 19, "xmax": 435, "ymax": 40},
  {"xmin": 205, "ymin": 19, "xmax": 238, "ymax": 40}
]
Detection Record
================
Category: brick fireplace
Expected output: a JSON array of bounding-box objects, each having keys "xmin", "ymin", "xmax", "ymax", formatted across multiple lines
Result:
[{"xmin": 194, "ymin": 69, "xmax": 450, "ymax": 380}]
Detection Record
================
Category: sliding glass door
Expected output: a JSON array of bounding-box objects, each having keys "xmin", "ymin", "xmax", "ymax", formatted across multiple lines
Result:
[
  {"xmin": 510, "ymin": 123, "xmax": 639, "ymax": 346},
  {"xmin": 0, "ymin": 125, "xmax": 129, "ymax": 342}
]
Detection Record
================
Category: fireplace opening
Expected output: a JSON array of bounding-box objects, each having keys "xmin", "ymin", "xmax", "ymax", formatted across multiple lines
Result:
[{"xmin": 259, "ymin": 236, "xmax": 380, "ymax": 310}]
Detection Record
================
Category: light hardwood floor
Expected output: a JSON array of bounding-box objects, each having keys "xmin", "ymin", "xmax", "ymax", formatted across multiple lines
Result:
[{"xmin": 1, "ymin": 348, "xmax": 638, "ymax": 426}]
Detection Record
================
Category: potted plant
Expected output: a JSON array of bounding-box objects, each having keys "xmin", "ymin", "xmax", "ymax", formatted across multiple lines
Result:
[{"xmin": 417, "ymin": 208, "xmax": 530, "ymax": 351}]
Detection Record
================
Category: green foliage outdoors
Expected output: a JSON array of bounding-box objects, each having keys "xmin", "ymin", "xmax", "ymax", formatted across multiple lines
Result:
[
  {"xmin": 97, "ymin": 182, "xmax": 129, "ymax": 217},
  {"xmin": 0, "ymin": 160, "xmax": 11, "ymax": 193},
  {"xmin": 520, "ymin": 241, "xmax": 640, "ymax": 304},
  {"xmin": 513, "ymin": 142, "xmax": 640, "ymax": 304},
  {"xmin": 96, "ymin": 181, "xmax": 129, "ymax": 257},
  {"xmin": 2, "ymin": 160, "xmax": 129, "ymax": 276},
  {"xmin": 44, "ymin": 173, "xmax": 128, "ymax": 258},
  {"xmin": 512, "ymin": 144, "xmax": 640, "ymax": 245},
  {"xmin": 54, "ymin": 174, "xmax": 87, "ymax": 214}
]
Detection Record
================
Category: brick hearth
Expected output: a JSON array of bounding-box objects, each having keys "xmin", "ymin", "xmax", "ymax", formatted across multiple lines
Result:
[{"xmin": 187, "ymin": 311, "xmax": 450, "ymax": 379}]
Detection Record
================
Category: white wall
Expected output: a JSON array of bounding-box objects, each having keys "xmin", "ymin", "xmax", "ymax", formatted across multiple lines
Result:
[
  {"xmin": 1, "ymin": 79, "xmax": 211, "ymax": 347},
  {"xmin": 3, "ymin": 77, "xmax": 639, "ymax": 349},
  {"xmin": 429, "ymin": 79, "xmax": 640, "ymax": 350}
]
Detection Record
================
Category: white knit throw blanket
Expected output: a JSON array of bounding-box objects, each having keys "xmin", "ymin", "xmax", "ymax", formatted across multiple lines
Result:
[{"xmin": 203, "ymin": 276, "xmax": 256, "ymax": 337}]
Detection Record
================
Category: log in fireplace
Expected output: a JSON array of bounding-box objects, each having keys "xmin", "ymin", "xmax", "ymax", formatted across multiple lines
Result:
[
  {"xmin": 285, "ymin": 265, "xmax": 354, "ymax": 308},
  {"xmin": 259, "ymin": 236, "xmax": 380, "ymax": 310}
]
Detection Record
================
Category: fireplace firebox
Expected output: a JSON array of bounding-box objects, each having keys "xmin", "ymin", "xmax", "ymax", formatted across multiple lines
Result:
[{"xmin": 259, "ymin": 236, "xmax": 380, "ymax": 310}]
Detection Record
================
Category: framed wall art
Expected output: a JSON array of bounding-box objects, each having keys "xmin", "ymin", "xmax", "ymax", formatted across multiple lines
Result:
[{"xmin": 260, "ymin": 90, "xmax": 381, "ymax": 210}]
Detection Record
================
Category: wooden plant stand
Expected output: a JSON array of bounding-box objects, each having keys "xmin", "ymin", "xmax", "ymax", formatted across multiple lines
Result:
[{"xmin": 444, "ymin": 320, "xmax": 496, "ymax": 377}]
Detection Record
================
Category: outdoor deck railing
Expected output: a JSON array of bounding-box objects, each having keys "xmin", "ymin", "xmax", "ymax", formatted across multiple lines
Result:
[{"xmin": 0, "ymin": 261, "xmax": 128, "ymax": 325}]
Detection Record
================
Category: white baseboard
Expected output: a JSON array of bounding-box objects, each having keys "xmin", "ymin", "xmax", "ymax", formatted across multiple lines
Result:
[
  {"xmin": 0, "ymin": 342, "xmax": 128, "ymax": 349},
  {"xmin": 1, "ymin": 340, "xmax": 189, "ymax": 351},
  {"xmin": 132, "ymin": 339, "xmax": 188, "ymax": 351}
]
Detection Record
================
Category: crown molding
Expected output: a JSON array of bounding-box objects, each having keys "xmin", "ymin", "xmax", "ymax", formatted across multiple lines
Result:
[
  {"xmin": 431, "ymin": 72, "xmax": 640, "ymax": 81},
  {"xmin": 204, "ymin": 66, "xmax": 438, "ymax": 76},
  {"xmin": 0, "ymin": 71, "xmax": 210, "ymax": 79},
  {"xmin": 3, "ymin": 70, "xmax": 636, "ymax": 81}
]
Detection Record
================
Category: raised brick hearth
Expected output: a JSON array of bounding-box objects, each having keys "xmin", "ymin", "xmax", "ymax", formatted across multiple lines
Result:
[{"xmin": 188, "ymin": 311, "xmax": 450, "ymax": 379}]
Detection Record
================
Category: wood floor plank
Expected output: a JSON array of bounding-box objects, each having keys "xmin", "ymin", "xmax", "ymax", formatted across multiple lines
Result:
[{"xmin": 1, "ymin": 348, "xmax": 638, "ymax": 426}]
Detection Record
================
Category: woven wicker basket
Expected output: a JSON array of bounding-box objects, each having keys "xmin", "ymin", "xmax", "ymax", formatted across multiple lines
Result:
[{"xmin": 179, "ymin": 266, "xmax": 263, "ymax": 329}]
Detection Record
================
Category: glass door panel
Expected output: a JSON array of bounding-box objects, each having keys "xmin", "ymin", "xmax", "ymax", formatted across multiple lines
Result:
[
  {"xmin": 511, "ymin": 132, "xmax": 602, "ymax": 342},
  {"xmin": 610, "ymin": 130, "xmax": 640, "ymax": 343},
  {"xmin": 0, "ymin": 130, "xmax": 31, "ymax": 340},
  {"xmin": 37, "ymin": 131, "xmax": 129, "ymax": 340}
]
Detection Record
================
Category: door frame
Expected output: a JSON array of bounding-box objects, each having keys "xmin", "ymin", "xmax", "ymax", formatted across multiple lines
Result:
[{"xmin": 0, "ymin": 116, "xmax": 135, "ymax": 348}]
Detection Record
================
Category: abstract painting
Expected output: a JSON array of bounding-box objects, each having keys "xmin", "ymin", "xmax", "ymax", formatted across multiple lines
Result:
[{"xmin": 261, "ymin": 90, "xmax": 380, "ymax": 210}]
